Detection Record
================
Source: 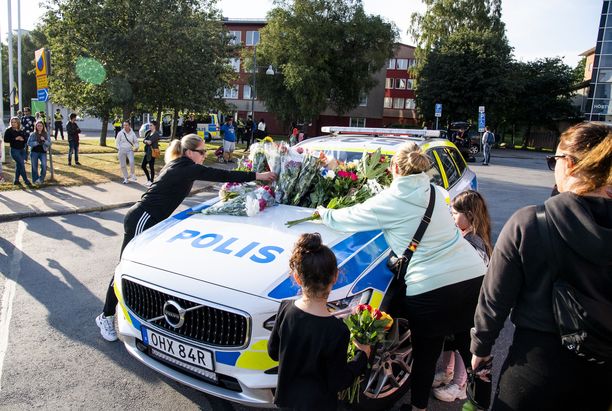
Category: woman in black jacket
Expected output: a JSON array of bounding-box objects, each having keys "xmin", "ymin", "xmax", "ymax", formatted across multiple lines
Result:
[
  {"xmin": 141, "ymin": 120, "xmax": 161, "ymax": 186},
  {"xmin": 4, "ymin": 116, "xmax": 32, "ymax": 186},
  {"xmin": 95, "ymin": 133, "xmax": 277, "ymax": 342},
  {"xmin": 470, "ymin": 122, "xmax": 612, "ymax": 411}
]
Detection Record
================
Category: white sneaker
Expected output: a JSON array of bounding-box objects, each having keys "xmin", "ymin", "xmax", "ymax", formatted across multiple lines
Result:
[
  {"xmin": 433, "ymin": 383, "xmax": 467, "ymax": 402},
  {"xmin": 130, "ymin": 175, "xmax": 138, "ymax": 182},
  {"xmin": 145, "ymin": 180, "xmax": 152, "ymax": 187},
  {"xmin": 432, "ymin": 371, "xmax": 453, "ymax": 388},
  {"xmin": 96, "ymin": 313, "xmax": 118, "ymax": 342},
  {"xmin": 122, "ymin": 178, "xmax": 128, "ymax": 184}
]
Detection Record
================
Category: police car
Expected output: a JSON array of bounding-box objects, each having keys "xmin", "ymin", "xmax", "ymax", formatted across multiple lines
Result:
[{"xmin": 114, "ymin": 127, "xmax": 477, "ymax": 410}]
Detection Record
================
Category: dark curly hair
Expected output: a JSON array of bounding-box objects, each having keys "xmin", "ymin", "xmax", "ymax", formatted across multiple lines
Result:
[{"xmin": 289, "ymin": 233, "xmax": 337, "ymax": 298}]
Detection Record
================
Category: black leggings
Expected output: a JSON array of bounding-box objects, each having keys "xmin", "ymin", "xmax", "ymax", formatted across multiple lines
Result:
[
  {"xmin": 493, "ymin": 328, "xmax": 612, "ymax": 411},
  {"xmin": 102, "ymin": 205, "xmax": 159, "ymax": 317},
  {"xmin": 141, "ymin": 156, "xmax": 155, "ymax": 182},
  {"xmin": 394, "ymin": 276, "xmax": 483, "ymax": 409}
]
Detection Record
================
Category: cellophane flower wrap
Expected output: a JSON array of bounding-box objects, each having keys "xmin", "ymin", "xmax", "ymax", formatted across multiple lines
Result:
[
  {"xmin": 339, "ymin": 304, "xmax": 393, "ymax": 404},
  {"xmin": 265, "ymin": 142, "xmax": 285, "ymax": 175},
  {"xmin": 276, "ymin": 147, "xmax": 303, "ymax": 204},
  {"xmin": 291, "ymin": 152, "xmax": 324, "ymax": 206},
  {"xmin": 218, "ymin": 182, "xmax": 247, "ymax": 202},
  {"xmin": 249, "ymin": 142, "xmax": 269, "ymax": 173},
  {"xmin": 204, "ymin": 185, "xmax": 276, "ymax": 218},
  {"xmin": 234, "ymin": 156, "xmax": 253, "ymax": 172}
]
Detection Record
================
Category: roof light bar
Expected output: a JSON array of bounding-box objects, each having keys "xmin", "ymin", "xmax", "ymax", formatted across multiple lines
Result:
[{"xmin": 321, "ymin": 126, "xmax": 442, "ymax": 138}]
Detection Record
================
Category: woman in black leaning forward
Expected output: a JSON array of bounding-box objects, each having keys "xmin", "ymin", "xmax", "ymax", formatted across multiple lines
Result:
[
  {"xmin": 95, "ymin": 133, "xmax": 277, "ymax": 342},
  {"xmin": 470, "ymin": 122, "xmax": 612, "ymax": 411}
]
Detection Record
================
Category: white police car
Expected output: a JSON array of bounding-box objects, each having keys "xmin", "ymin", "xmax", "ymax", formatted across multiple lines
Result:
[{"xmin": 114, "ymin": 127, "xmax": 477, "ymax": 410}]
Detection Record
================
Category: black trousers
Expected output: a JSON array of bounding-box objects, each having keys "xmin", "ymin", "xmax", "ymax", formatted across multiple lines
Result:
[
  {"xmin": 102, "ymin": 205, "xmax": 159, "ymax": 316},
  {"xmin": 493, "ymin": 328, "xmax": 612, "ymax": 411},
  {"xmin": 141, "ymin": 155, "xmax": 155, "ymax": 182},
  {"xmin": 393, "ymin": 276, "xmax": 483, "ymax": 409},
  {"xmin": 54, "ymin": 121, "xmax": 64, "ymax": 139}
]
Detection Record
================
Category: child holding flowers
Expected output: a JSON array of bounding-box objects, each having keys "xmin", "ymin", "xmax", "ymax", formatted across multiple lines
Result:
[{"xmin": 267, "ymin": 233, "xmax": 371, "ymax": 411}]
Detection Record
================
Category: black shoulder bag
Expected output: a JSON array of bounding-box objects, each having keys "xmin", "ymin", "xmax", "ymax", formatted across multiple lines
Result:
[
  {"xmin": 386, "ymin": 184, "xmax": 436, "ymax": 281},
  {"xmin": 536, "ymin": 205, "xmax": 612, "ymax": 364}
]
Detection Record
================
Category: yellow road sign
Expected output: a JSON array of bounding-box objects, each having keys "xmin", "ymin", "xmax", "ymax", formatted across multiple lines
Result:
[
  {"xmin": 35, "ymin": 48, "xmax": 48, "ymax": 77},
  {"xmin": 36, "ymin": 75, "xmax": 48, "ymax": 89}
]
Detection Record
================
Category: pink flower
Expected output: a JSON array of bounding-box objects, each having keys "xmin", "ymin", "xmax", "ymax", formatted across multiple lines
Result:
[
  {"xmin": 355, "ymin": 304, "xmax": 372, "ymax": 313},
  {"xmin": 349, "ymin": 172, "xmax": 358, "ymax": 181},
  {"xmin": 258, "ymin": 198, "xmax": 267, "ymax": 211},
  {"xmin": 372, "ymin": 308, "xmax": 382, "ymax": 320}
]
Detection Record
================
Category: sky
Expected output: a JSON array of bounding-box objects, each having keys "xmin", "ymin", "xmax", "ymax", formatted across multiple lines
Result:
[{"xmin": 0, "ymin": 0, "xmax": 602, "ymax": 67}]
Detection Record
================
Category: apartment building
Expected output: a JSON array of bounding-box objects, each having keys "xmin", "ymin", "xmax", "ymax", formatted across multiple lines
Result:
[{"xmin": 383, "ymin": 43, "xmax": 418, "ymax": 127}]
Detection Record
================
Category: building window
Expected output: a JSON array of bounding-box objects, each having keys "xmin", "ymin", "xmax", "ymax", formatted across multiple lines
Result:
[
  {"xmin": 350, "ymin": 117, "xmax": 366, "ymax": 127},
  {"xmin": 385, "ymin": 78, "xmax": 393, "ymax": 89},
  {"xmin": 395, "ymin": 78, "xmax": 406, "ymax": 89},
  {"xmin": 388, "ymin": 59, "xmax": 396, "ymax": 69},
  {"xmin": 359, "ymin": 93, "xmax": 368, "ymax": 106},
  {"xmin": 246, "ymin": 31, "xmax": 260, "ymax": 46},
  {"xmin": 408, "ymin": 58, "xmax": 417, "ymax": 68},
  {"xmin": 229, "ymin": 58, "xmax": 240, "ymax": 72},
  {"xmin": 223, "ymin": 86, "xmax": 238, "ymax": 99},
  {"xmin": 393, "ymin": 98, "xmax": 405, "ymax": 109},
  {"xmin": 229, "ymin": 31, "xmax": 241, "ymax": 45},
  {"xmin": 406, "ymin": 79, "xmax": 416, "ymax": 90},
  {"xmin": 396, "ymin": 59, "xmax": 408, "ymax": 70},
  {"xmin": 384, "ymin": 97, "xmax": 393, "ymax": 108},
  {"xmin": 243, "ymin": 84, "xmax": 256, "ymax": 99},
  {"xmin": 405, "ymin": 99, "xmax": 416, "ymax": 110}
]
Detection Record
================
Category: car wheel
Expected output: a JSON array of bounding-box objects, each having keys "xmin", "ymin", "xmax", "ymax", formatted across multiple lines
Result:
[
  {"xmin": 469, "ymin": 145, "xmax": 480, "ymax": 155},
  {"xmin": 352, "ymin": 318, "xmax": 413, "ymax": 411}
]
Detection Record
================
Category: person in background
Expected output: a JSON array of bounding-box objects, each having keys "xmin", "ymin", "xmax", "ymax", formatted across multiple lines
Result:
[
  {"xmin": 220, "ymin": 117, "xmax": 236, "ymax": 163},
  {"xmin": 316, "ymin": 142, "xmax": 487, "ymax": 411},
  {"xmin": 432, "ymin": 190, "xmax": 492, "ymax": 403},
  {"xmin": 471, "ymin": 122, "xmax": 612, "ymax": 411},
  {"xmin": 95, "ymin": 133, "xmax": 277, "ymax": 342},
  {"xmin": 113, "ymin": 115, "xmax": 122, "ymax": 138},
  {"xmin": 236, "ymin": 117, "xmax": 246, "ymax": 144},
  {"xmin": 257, "ymin": 118, "xmax": 267, "ymax": 140},
  {"xmin": 141, "ymin": 120, "xmax": 161, "ymax": 186},
  {"xmin": 268, "ymin": 233, "xmax": 371, "ymax": 411},
  {"xmin": 27, "ymin": 120, "xmax": 51, "ymax": 185},
  {"xmin": 245, "ymin": 115, "xmax": 254, "ymax": 148},
  {"xmin": 482, "ymin": 126, "xmax": 494, "ymax": 166},
  {"xmin": 176, "ymin": 114, "xmax": 184, "ymax": 138},
  {"xmin": 116, "ymin": 121, "xmax": 139, "ymax": 184},
  {"xmin": 289, "ymin": 127, "xmax": 299, "ymax": 146},
  {"xmin": 66, "ymin": 113, "xmax": 82, "ymax": 166},
  {"xmin": 21, "ymin": 107, "xmax": 36, "ymax": 163},
  {"xmin": 54, "ymin": 109, "xmax": 64, "ymax": 140},
  {"xmin": 4, "ymin": 117, "xmax": 32, "ymax": 187},
  {"xmin": 183, "ymin": 114, "xmax": 197, "ymax": 136}
]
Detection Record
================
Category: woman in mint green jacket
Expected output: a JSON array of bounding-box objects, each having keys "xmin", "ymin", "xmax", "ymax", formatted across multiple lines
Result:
[{"xmin": 317, "ymin": 142, "xmax": 486, "ymax": 411}]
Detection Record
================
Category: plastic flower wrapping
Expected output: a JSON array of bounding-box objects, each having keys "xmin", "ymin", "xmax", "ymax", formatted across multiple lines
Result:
[
  {"xmin": 339, "ymin": 304, "xmax": 393, "ymax": 404},
  {"xmin": 202, "ymin": 185, "xmax": 276, "ymax": 217}
]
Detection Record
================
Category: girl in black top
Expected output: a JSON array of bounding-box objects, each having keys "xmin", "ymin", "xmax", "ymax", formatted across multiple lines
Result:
[
  {"xmin": 268, "ymin": 233, "xmax": 371, "ymax": 411},
  {"xmin": 4, "ymin": 116, "xmax": 32, "ymax": 186},
  {"xmin": 141, "ymin": 120, "xmax": 161, "ymax": 185},
  {"xmin": 95, "ymin": 133, "xmax": 277, "ymax": 342}
]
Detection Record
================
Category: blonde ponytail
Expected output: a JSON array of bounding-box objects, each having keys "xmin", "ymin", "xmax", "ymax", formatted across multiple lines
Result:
[
  {"xmin": 393, "ymin": 142, "xmax": 431, "ymax": 176},
  {"xmin": 164, "ymin": 134, "xmax": 204, "ymax": 164}
]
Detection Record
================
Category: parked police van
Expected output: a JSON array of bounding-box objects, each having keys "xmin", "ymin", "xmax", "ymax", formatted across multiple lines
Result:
[{"xmin": 114, "ymin": 127, "xmax": 477, "ymax": 409}]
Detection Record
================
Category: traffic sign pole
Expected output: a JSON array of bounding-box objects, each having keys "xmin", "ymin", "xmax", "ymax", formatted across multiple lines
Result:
[{"xmin": 434, "ymin": 103, "xmax": 442, "ymax": 130}]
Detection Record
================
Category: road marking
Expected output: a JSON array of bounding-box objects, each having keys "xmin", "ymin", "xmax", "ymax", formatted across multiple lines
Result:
[{"xmin": 0, "ymin": 220, "xmax": 25, "ymax": 392}]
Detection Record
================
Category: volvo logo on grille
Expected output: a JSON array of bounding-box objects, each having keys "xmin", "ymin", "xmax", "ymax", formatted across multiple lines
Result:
[{"xmin": 163, "ymin": 300, "xmax": 186, "ymax": 328}]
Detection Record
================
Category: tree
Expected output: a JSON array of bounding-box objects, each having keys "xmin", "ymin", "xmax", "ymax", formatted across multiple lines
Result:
[
  {"xmin": 43, "ymin": 0, "xmax": 235, "ymax": 144},
  {"xmin": 253, "ymin": 0, "xmax": 397, "ymax": 126},
  {"xmin": 410, "ymin": 0, "xmax": 512, "ymax": 127}
]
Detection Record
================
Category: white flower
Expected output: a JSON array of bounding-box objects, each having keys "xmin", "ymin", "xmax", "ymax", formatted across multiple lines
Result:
[
  {"xmin": 325, "ymin": 169, "xmax": 336, "ymax": 179},
  {"xmin": 366, "ymin": 179, "xmax": 385, "ymax": 194},
  {"xmin": 245, "ymin": 195, "xmax": 261, "ymax": 217}
]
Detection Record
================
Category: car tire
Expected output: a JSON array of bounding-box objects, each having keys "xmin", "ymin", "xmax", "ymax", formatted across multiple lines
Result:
[
  {"xmin": 469, "ymin": 145, "xmax": 480, "ymax": 155},
  {"xmin": 350, "ymin": 318, "xmax": 413, "ymax": 411}
]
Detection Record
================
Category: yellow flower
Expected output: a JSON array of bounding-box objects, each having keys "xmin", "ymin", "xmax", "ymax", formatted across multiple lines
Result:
[{"xmin": 262, "ymin": 136, "xmax": 274, "ymax": 143}]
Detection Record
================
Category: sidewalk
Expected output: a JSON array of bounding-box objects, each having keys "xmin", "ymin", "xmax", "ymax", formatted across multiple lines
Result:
[{"xmin": 0, "ymin": 162, "xmax": 234, "ymax": 223}]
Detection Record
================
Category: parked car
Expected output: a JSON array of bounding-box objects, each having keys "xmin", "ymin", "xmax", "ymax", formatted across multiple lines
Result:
[{"xmin": 113, "ymin": 127, "xmax": 477, "ymax": 410}]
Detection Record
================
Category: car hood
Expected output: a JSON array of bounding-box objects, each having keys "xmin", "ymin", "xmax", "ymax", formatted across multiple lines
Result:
[{"xmin": 121, "ymin": 204, "xmax": 388, "ymax": 299}]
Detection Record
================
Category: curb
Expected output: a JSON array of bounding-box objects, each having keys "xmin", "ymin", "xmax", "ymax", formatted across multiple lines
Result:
[{"xmin": 0, "ymin": 185, "xmax": 215, "ymax": 223}]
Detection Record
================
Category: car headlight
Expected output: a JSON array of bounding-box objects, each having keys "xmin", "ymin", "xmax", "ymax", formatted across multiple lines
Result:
[{"xmin": 262, "ymin": 289, "xmax": 373, "ymax": 330}]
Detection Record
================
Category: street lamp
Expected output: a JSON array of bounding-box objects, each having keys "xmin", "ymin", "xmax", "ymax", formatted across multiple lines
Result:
[{"xmin": 249, "ymin": 44, "xmax": 275, "ymax": 145}]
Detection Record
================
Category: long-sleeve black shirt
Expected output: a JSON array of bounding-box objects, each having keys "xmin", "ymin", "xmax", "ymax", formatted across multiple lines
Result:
[
  {"xmin": 66, "ymin": 121, "xmax": 81, "ymax": 141},
  {"xmin": 267, "ymin": 300, "xmax": 368, "ymax": 411},
  {"xmin": 4, "ymin": 127, "xmax": 29, "ymax": 150},
  {"xmin": 138, "ymin": 156, "xmax": 256, "ymax": 220},
  {"xmin": 471, "ymin": 193, "xmax": 612, "ymax": 357}
]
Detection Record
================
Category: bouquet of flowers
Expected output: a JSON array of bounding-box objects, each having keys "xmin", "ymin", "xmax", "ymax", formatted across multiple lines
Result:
[
  {"xmin": 340, "ymin": 304, "xmax": 393, "ymax": 404},
  {"xmin": 265, "ymin": 141, "xmax": 285, "ymax": 175},
  {"xmin": 218, "ymin": 182, "xmax": 247, "ymax": 202},
  {"xmin": 234, "ymin": 156, "xmax": 253, "ymax": 172},
  {"xmin": 276, "ymin": 148, "xmax": 303, "ymax": 204},
  {"xmin": 203, "ymin": 186, "xmax": 276, "ymax": 217},
  {"xmin": 308, "ymin": 168, "xmax": 336, "ymax": 208},
  {"xmin": 249, "ymin": 142, "xmax": 269, "ymax": 173},
  {"xmin": 291, "ymin": 153, "xmax": 324, "ymax": 206}
]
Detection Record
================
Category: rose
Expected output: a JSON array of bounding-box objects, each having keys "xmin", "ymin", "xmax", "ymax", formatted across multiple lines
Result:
[
  {"xmin": 372, "ymin": 308, "xmax": 383, "ymax": 320},
  {"xmin": 355, "ymin": 304, "xmax": 372, "ymax": 314}
]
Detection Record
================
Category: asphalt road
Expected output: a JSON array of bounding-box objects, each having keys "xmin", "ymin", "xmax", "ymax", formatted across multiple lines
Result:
[{"xmin": 0, "ymin": 150, "xmax": 555, "ymax": 410}]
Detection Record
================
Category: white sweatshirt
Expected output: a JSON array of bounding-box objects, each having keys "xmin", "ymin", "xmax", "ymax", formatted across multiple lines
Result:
[{"xmin": 116, "ymin": 129, "xmax": 139, "ymax": 152}]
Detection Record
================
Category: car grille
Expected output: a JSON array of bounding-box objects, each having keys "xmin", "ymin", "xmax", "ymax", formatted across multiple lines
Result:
[{"xmin": 122, "ymin": 278, "xmax": 248, "ymax": 347}]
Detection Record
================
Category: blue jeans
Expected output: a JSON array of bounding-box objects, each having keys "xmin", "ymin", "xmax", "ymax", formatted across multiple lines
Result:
[
  {"xmin": 31, "ymin": 151, "xmax": 47, "ymax": 183},
  {"xmin": 483, "ymin": 143, "xmax": 491, "ymax": 164},
  {"xmin": 69, "ymin": 140, "xmax": 79, "ymax": 164},
  {"xmin": 10, "ymin": 148, "xmax": 30, "ymax": 184}
]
